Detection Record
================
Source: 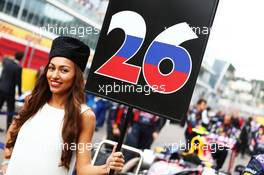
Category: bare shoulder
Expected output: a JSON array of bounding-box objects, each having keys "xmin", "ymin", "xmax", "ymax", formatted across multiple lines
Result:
[
  {"xmin": 80, "ymin": 109, "xmax": 96, "ymax": 130},
  {"xmin": 79, "ymin": 109, "xmax": 96, "ymax": 142},
  {"xmin": 81, "ymin": 108, "xmax": 96, "ymax": 120}
]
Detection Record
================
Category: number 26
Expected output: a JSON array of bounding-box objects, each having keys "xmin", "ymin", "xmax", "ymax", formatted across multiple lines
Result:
[{"xmin": 95, "ymin": 11, "xmax": 198, "ymax": 94}]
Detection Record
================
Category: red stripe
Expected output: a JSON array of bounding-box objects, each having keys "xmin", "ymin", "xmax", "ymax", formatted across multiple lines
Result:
[
  {"xmin": 144, "ymin": 63, "xmax": 189, "ymax": 92},
  {"xmin": 96, "ymin": 56, "xmax": 140, "ymax": 83}
]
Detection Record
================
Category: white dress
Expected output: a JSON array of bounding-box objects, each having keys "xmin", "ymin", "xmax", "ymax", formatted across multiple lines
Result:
[{"xmin": 6, "ymin": 103, "xmax": 90, "ymax": 175}]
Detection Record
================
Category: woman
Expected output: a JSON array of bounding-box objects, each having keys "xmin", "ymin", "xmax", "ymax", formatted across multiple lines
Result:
[{"xmin": 0, "ymin": 36, "xmax": 124, "ymax": 175}]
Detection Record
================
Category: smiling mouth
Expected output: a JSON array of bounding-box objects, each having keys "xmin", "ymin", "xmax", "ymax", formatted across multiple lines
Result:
[{"xmin": 50, "ymin": 81, "xmax": 62, "ymax": 87}]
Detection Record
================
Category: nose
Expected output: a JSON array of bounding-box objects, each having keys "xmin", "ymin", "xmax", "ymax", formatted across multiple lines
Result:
[{"xmin": 51, "ymin": 69, "xmax": 60, "ymax": 79}]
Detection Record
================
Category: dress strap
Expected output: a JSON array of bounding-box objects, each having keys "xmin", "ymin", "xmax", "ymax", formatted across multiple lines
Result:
[{"xmin": 81, "ymin": 104, "xmax": 91, "ymax": 114}]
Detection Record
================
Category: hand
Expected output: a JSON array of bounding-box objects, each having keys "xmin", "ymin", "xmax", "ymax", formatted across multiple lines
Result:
[
  {"xmin": 106, "ymin": 146, "xmax": 125, "ymax": 173},
  {"xmin": 0, "ymin": 164, "xmax": 8, "ymax": 174},
  {"xmin": 112, "ymin": 128, "xmax": 120, "ymax": 136},
  {"xmin": 152, "ymin": 132, "xmax": 159, "ymax": 140}
]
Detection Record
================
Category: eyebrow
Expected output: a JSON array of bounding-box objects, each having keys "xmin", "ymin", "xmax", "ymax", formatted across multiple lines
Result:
[{"xmin": 49, "ymin": 63, "xmax": 71, "ymax": 69}]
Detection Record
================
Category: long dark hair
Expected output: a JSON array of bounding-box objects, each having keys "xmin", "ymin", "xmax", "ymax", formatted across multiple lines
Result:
[{"xmin": 6, "ymin": 63, "xmax": 85, "ymax": 169}]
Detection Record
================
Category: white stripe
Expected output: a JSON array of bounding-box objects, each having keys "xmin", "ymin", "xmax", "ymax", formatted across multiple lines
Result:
[
  {"xmin": 155, "ymin": 22, "xmax": 198, "ymax": 45},
  {"xmin": 108, "ymin": 11, "xmax": 146, "ymax": 38}
]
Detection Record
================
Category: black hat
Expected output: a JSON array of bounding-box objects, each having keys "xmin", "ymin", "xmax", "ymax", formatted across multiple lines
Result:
[{"xmin": 49, "ymin": 36, "xmax": 90, "ymax": 72}]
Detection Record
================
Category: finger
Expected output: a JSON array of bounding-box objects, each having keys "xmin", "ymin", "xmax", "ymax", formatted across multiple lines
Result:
[
  {"xmin": 113, "ymin": 152, "xmax": 124, "ymax": 159},
  {"xmin": 110, "ymin": 161, "xmax": 124, "ymax": 167},
  {"xmin": 115, "ymin": 157, "xmax": 125, "ymax": 163},
  {"xmin": 112, "ymin": 154, "xmax": 125, "ymax": 161},
  {"xmin": 112, "ymin": 144, "xmax": 117, "ymax": 153},
  {"xmin": 109, "ymin": 166, "xmax": 123, "ymax": 172},
  {"xmin": 110, "ymin": 157, "xmax": 124, "ymax": 164},
  {"xmin": 111, "ymin": 159, "xmax": 125, "ymax": 165}
]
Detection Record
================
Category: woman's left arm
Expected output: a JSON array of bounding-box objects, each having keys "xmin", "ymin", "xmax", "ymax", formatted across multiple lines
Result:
[{"xmin": 76, "ymin": 109, "xmax": 124, "ymax": 175}]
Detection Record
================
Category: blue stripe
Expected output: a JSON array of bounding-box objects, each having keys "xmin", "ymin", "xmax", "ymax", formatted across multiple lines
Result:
[
  {"xmin": 116, "ymin": 35, "xmax": 143, "ymax": 59},
  {"xmin": 0, "ymin": 111, "xmax": 18, "ymax": 115},
  {"xmin": 144, "ymin": 41, "xmax": 191, "ymax": 73},
  {"xmin": 0, "ymin": 142, "xmax": 5, "ymax": 150}
]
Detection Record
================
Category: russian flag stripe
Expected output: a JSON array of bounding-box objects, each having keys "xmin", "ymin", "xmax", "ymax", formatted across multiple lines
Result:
[
  {"xmin": 144, "ymin": 41, "xmax": 191, "ymax": 74},
  {"xmin": 144, "ymin": 63, "xmax": 189, "ymax": 92},
  {"xmin": 116, "ymin": 35, "xmax": 143, "ymax": 59}
]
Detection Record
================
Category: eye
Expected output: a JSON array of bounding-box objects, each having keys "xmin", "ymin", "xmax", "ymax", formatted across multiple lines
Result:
[
  {"xmin": 48, "ymin": 66, "xmax": 55, "ymax": 71},
  {"xmin": 61, "ymin": 68, "xmax": 69, "ymax": 73}
]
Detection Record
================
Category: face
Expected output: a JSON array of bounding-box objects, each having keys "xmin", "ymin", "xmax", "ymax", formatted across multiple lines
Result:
[
  {"xmin": 198, "ymin": 102, "xmax": 207, "ymax": 112},
  {"xmin": 224, "ymin": 115, "xmax": 231, "ymax": 125},
  {"xmin": 46, "ymin": 57, "xmax": 75, "ymax": 95}
]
